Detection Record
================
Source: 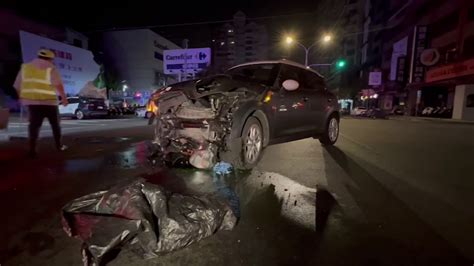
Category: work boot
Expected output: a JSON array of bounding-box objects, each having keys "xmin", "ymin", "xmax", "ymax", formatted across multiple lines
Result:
[{"xmin": 58, "ymin": 145, "xmax": 68, "ymax": 151}]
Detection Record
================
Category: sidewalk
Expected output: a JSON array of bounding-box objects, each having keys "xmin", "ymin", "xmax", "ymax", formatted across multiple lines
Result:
[{"xmin": 389, "ymin": 115, "xmax": 474, "ymax": 125}]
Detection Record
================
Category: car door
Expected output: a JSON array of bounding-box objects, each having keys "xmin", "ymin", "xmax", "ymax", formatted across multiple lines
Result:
[
  {"xmin": 299, "ymin": 69, "xmax": 328, "ymax": 132},
  {"xmin": 273, "ymin": 64, "xmax": 314, "ymax": 138},
  {"xmin": 59, "ymin": 97, "xmax": 74, "ymax": 115}
]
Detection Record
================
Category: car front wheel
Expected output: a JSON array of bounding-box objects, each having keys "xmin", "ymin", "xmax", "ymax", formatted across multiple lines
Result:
[
  {"xmin": 221, "ymin": 116, "xmax": 264, "ymax": 170},
  {"xmin": 319, "ymin": 115, "xmax": 339, "ymax": 145},
  {"xmin": 75, "ymin": 110, "xmax": 85, "ymax": 120}
]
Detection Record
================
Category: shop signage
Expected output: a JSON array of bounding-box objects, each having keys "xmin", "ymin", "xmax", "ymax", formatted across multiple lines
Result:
[
  {"xmin": 426, "ymin": 57, "xmax": 474, "ymax": 83},
  {"xmin": 420, "ymin": 48, "xmax": 440, "ymax": 66},
  {"xmin": 396, "ymin": 56, "xmax": 407, "ymax": 83},
  {"xmin": 409, "ymin": 25, "xmax": 428, "ymax": 83},
  {"xmin": 368, "ymin": 72, "xmax": 382, "ymax": 86}
]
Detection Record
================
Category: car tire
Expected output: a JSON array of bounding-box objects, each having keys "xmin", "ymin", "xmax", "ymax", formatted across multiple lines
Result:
[
  {"xmin": 222, "ymin": 116, "xmax": 265, "ymax": 170},
  {"xmin": 319, "ymin": 115, "xmax": 339, "ymax": 145},
  {"xmin": 75, "ymin": 110, "xmax": 85, "ymax": 120}
]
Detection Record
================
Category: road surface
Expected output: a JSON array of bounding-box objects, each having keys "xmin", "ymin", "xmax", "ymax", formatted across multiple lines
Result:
[
  {"xmin": 0, "ymin": 117, "xmax": 473, "ymax": 266},
  {"xmin": 1, "ymin": 117, "xmax": 148, "ymax": 141}
]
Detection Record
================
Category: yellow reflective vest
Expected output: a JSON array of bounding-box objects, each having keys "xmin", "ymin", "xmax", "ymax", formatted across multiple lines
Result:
[{"xmin": 19, "ymin": 63, "xmax": 57, "ymax": 101}]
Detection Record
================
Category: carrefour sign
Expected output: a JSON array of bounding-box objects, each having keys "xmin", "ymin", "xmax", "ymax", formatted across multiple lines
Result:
[
  {"xmin": 19, "ymin": 31, "xmax": 101, "ymax": 96},
  {"xmin": 163, "ymin": 48, "xmax": 211, "ymax": 74}
]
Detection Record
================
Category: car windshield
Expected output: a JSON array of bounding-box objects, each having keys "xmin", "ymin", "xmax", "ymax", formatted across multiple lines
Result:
[{"xmin": 225, "ymin": 63, "xmax": 280, "ymax": 86}]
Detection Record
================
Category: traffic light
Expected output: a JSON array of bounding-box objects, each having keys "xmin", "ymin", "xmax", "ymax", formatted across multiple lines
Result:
[{"xmin": 336, "ymin": 59, "xmax": 346, "ymax": 69}]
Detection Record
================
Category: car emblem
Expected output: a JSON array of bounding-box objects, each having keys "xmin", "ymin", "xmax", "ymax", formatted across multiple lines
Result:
[{"xmin": 278, "ymin": 105, "xmax": 287, "ymax": 112}]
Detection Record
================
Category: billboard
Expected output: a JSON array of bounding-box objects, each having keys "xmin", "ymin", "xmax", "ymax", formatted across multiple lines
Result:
[
  {"xmin": 163, "ymin": 48, "xmax": 211, "ymax": 75},
  {"xmin": 19, "ymin": 31, "xmax": 105, "ymax": 98}
]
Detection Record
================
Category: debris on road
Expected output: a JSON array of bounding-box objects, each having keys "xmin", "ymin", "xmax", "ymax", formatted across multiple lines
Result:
[
  {"xmin": 213, "ymin": 162, "xmax": 233, "ymax": 175},
  {"xmin": 62, "ymin": 180, "xmax": 237, "ymax": 265}
]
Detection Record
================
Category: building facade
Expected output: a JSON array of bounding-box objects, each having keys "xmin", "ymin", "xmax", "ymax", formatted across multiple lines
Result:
[
  {"xmin": 366, "ymin": 0, "xmax": 474, "ymax": 120},
  {"xmin": 212, "ymin": 11, "xmax": 269, "ymax": 71},
  {"xmin": 0, "ymin": 9, "xmax": 71, "ymax": 109},
  {"xmin": 100, "ymin": 29, "xmax": 181, "ymax": 103}
]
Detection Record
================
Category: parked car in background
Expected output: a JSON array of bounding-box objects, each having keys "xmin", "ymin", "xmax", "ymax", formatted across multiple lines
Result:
[
  {"xmin": 108, "ymin": 99, "xmax": 136, "ymax": 116},
  {"xmin": 351, "ymin": 107, "xmax": 367, "ymax": 116},
  {"xmin": 149, "ymin": 60, "xmax": 340, "ymax": 169},
  {"xmin": 366, "ymin": 108, "xmax": 387, "ymax": 119},
  {"xmin": 134, "ymin": 106, "xmax": 153, "ymax": 118},
  {"xmin": 59, "ymin": 97, "xmax": 108, "ymax": 120},
  {"xmin": 390, "ymin": 105, "xmax": 406, "ymax": 115}
]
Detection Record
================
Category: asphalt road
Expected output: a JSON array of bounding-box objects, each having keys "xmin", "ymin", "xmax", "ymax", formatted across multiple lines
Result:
[
  {"xmin": 0, "ymin": 117, "xmax": 473, "ymax": 266},
  {"xmin": 0, "ymin": 117, "xmax": 148, "ymax": 140}
]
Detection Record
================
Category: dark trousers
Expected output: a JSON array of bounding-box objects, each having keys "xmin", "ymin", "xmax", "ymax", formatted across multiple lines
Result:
[{"xmin": 28, "ymin": 105, "xmax": 62, "ymax": 152}]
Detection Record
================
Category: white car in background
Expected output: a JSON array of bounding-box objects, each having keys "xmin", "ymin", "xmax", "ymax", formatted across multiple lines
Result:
[
  {"xmin": 351, "ymin": 107, "xmax": 367, "ymax": 116},
  {"xmin": 59, "ymin": 97, "xmax": 108, "ymax": 119}
]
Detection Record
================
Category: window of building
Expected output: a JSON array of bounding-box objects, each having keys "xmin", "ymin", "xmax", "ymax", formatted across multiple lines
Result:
[
  {"xmin": 245, "ymin": 52, "xmax": 254, "ymax": 56},
  {"xmin": 73, "ymin": 38, "xmax": 83, "ymax": 48},
  {"xmin": 429, "ymin": 11, "xmax": 459, "ymax": 39},
  {"xmin": 346, "ymin": 49, "xmax": 355, "ymax": 56},
  {"xmin": 245, "ymin": 29, "xmax": 253, "ymax": 33},
  {"xmin": 469, "ymin": 6, "xmax": 474, "ymax": 21},
  {"xmin": 467, "ymin": 94, "xmax": 474, "ymax": 107},
  {"xmin": 373, "ymin": 47, "xmax": 380, "ymax": 54},
  {"xmin": 154, "ymin": 51, "xmax": 163, "ymax": 60},
  {"xmin": 463, "ymin": 36, "xmax": 474, "ymax": 58},
  {"xmin": 374, "ymin": 32, "xmax": 382, "ymax": 41},
  {"xmin": 245, "ymin": 46, "xmax": 253, "ymax": 51},
  {"xmin": 245, "ymin": 40, "xmax": 253, "ymax": 44}
]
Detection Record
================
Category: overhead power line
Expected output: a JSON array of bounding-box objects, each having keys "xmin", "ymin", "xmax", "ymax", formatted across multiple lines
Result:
[{"xmin": 85, "ymin": 12, "xmax": 316, "ymax": 33}]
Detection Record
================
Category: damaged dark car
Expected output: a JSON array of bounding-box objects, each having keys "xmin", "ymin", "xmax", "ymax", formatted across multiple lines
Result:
[{"xmin": 149, "ymin": 60, "xmax": 340, "ymax": 169}]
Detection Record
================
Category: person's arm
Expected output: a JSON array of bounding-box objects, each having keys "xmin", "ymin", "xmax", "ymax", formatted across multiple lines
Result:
[
  {"xmin": 51, "ymin": 68, "xmax": 68, "ymax": 106},
  {"xmin": 13, "ymin": 68, "xmax": 22, "ymax": 96}
]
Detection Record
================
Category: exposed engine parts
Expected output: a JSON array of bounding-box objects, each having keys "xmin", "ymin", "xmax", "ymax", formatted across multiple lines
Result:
[{"xmin": 150, "ymin": 87, "xmax": 251, "ymax": 169}]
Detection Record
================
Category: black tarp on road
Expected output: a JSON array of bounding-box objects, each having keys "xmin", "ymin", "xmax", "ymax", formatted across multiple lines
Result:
[{"xmin": 62, "ymin": 179, "xmax": 237, "ymax": 266}]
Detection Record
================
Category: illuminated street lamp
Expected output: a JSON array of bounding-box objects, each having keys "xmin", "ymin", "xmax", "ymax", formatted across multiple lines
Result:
[
  {"xmin": 322, "ymin": 34, "xmax": 332, "ymax": 43},
  {"xmin": 285, "ymin": 33, "xmax": 333, "ymax": 66}
]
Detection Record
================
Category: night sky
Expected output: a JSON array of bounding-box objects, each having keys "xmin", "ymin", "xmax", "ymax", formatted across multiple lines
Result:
[
  {"xmin": 4, "ymin": 0, "xmax": 346, "ymax": 61},
  {"xmin": 5, "ymin": 0, "xmax": 320, "ymax": 31}
]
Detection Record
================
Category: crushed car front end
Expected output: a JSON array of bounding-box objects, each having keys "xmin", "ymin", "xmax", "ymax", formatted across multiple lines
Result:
[{"xmin": 149, "ymin": 75, "xmax": 265, "ymax": 169}]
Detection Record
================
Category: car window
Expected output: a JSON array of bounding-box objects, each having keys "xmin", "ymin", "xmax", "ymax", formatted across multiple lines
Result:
[
  {"xmin": 225, "ymin": 63, "xmax": 280, "ymax": 86},
  {"xmin": 301, "ymin": 70, "xmax": 325, "ymax": 91},
  {"xmin": 280, "ymin": 65, "xmax": 321, "ymax": 90},
  {"xmin": 68, "ymin": 98, "xmax": 80, "ymax": 104},
  {"xmin": 278, "ymin": 64, "xmax": 301, "ymax": 85}
]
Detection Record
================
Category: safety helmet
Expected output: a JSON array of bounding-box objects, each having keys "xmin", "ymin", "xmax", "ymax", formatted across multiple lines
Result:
[{"xmin": 37, "ymin": 49, "xmax": 55, "ymax": 59}]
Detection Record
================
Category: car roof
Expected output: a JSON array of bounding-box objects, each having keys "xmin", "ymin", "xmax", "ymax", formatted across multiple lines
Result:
[{"xmin": 227, "ymin": 59, "xmax": 325, "ymax": 78}]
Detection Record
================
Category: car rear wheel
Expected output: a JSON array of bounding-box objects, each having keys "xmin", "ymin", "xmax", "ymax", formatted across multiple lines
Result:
[
  {"xmin": 75, "ymin": 110, "xmax": 85, "ymax": 120},
  {"xmin": 319, "ymin": 115, "xmax": 339, "ymax": 145},
  {"xmin": 221, "ymin": 116, "xmax": 265, "ymax": 170}
]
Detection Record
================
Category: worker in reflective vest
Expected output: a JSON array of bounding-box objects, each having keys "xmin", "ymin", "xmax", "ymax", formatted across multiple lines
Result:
[{"xmin": 13, "ymin": 49, "xmax": 69, "ymax": 157}]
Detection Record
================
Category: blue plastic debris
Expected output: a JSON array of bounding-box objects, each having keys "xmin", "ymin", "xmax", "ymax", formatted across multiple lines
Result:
[{"xmin": 213, "ymin": 162, "xmax": 233, "ymax": 175}]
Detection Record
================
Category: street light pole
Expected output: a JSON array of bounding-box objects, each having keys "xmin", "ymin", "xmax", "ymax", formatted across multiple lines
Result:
[
  {"xmin": 286, "ymin": 36, "xmax": 328, "ymax": 66},
  {"xmin": 294, "ymin": 42, "xmax": 318, "ymax": 66}
]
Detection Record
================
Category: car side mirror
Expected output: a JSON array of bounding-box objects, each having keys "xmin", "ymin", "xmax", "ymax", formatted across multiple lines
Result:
[{"xmin": 282, "ymin": 79, "xmax": 299, "ymax": 91}]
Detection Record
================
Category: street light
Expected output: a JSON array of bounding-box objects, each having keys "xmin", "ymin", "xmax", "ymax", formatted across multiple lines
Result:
[
  {"xmin": 284, "ymin": 33, "xmax": 333, "ymax": 66},
  {"xmin": 322, "ymin": 34, "xmax": 332, "ymax": 43}
]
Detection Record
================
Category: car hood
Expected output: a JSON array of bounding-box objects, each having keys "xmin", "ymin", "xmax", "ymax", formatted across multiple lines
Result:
[{"xmin": 156, "ymin": 74, "xmax": 266, "ymax": 100}]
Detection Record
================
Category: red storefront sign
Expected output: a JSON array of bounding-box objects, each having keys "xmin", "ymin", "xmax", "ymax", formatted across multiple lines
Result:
[{"xmin": 426, "ymin": 58, "xmax": 474, "ymax": 83}]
